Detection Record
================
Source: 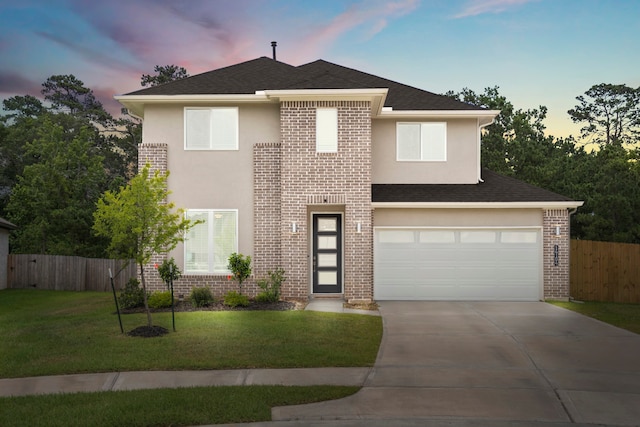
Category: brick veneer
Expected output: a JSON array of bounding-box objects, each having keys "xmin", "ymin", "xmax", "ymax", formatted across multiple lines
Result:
[
  {"xmin": 275, "ymin": 100, "xmax": 373, "ymax": 302},
  {"xmin": 254, "ymin": 142, "xmax": 282, "ymax": 278},
  {"xmin": 542, "ymin": 209, "xmax": 570, "ymax": 300}
]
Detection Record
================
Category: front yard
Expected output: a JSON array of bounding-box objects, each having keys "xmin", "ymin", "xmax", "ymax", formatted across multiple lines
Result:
[
  {"xmin": 0, "ymin": 289, "xmax": 382, "ymax": 426},
  {"xmin": 0, "ymin": 289, "xmax": 382, "ymax": 378}
]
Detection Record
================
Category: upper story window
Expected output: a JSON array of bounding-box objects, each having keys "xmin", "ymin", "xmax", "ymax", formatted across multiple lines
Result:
[
  {"xmin": 396, "ymin": 122, "xmax": 447, "ymax": 161},
  {"xmin": 316, "ymin": 108, "xmax": 338, "ymax": 153},
  {"xmin": 184, "ymin": 209, "xmax": 238, "ymax": 274},
  {"xmin": 184, "ymin": 107, "xmax": 238, "ymax": 150}
]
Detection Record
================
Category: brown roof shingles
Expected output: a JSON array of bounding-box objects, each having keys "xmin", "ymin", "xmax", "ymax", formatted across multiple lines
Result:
[
  {"xmin": 372, "ymin": 170, "xmax": 573, "ymax": 203},
  {"xmin": 125, "ymin": 57, "xmax": 482, "ymax": 111}
]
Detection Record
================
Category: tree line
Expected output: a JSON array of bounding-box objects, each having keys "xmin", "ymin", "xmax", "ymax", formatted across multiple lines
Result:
[{"xmin": 0, "ymin": 66, "xmax": 638, "ymax": 258}]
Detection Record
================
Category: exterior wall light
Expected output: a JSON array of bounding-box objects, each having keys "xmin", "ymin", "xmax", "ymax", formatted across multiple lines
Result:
[
  {"xmin": 555, "ymin": 226, "xmax": 561, "ymax": 236},
  {"xmin": 292, "ymin": 222, "xmax": 297, "ymax": 233},
  {"xmin": 356, "ymin": 222, "xmax": 362, "ymax": 233}
]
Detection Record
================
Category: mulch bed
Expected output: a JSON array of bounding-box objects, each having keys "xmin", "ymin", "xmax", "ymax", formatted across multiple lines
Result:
[
  {"xmin": 122, "ymin": 300, "xmax": 306, "ymax": 337},
  {"xmin": 120, "ymin": 299, "xmax": 305, "ymax": 315}
]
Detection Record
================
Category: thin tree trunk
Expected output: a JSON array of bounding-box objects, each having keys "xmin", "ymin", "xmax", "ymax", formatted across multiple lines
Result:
[{"xmin": 139, "ymin": 262, "xmax": 153, "ymax": 327}]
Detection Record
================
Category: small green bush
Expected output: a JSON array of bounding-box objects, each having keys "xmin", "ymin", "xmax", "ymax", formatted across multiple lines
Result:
[
  {"xmin": 118, "ymin": 278, "xmax": 144, "ymax": 309},
  {"xmin": 190, "ymin": 287, "xmax": 214, "ymax": 307},
  {"xmin": 148, "ymin": 291, "xmax": 173, "ymax": 309},
  {"xmin": 157, "ymin": 257, "xmax": 181, "ymax": 289},
  {"xmin": 227, "ymin": 253, "xmax": 252, "ymax": 293},
  {"xmin": 256, "ymin": 268, "xmax": 286, "ymax": 303},
  {"xmin": 223, "ymin": 290, "xmax": 249, "ymax": 308}
]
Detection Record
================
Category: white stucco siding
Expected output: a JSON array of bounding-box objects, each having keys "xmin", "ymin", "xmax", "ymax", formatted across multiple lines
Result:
[
  {"xmin": 141, "ymin": 103, "xmax": 280, "ymax": 266},
  {"xmin": 371, "ymin": 118, "xmax": 479, "ymax": 184}
]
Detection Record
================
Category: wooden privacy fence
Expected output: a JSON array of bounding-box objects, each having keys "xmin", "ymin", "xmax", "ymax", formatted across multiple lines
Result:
[
  {"xmin": 7, "ymin": 254, "xmax": 136, "ymax": 292},
  {"xmin": 570, "ymin": 240, "xmax": 640, "ymax": 303}
]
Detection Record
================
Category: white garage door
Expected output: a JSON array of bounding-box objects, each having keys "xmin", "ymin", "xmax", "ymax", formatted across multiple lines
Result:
[{"xmin": 374, "ymin": 228, "xmax": 541, "ymax": 301}]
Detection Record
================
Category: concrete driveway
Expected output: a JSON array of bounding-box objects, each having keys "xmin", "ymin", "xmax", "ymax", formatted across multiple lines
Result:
[{"xmin": 273, "ymin": 301, "xmax": 640, "ymax": 426}]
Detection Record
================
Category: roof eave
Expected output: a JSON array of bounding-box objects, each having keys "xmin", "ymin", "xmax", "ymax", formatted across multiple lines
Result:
[
  {"xmin": 372, "ymin": 201, "xmax": 584, "ymax": 209},
  {"xmin": 377, "ymin": 109, "xmax": 500, "ymax": 123},
  {"xmin": 114, "ymin": 93, "xmax": 273, "ymax": 118}
]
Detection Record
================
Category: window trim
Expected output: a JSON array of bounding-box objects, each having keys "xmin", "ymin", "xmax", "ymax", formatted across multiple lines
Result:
[
  {"xmin": 396, "ymin": 121, "xmax": 447, "ymax": 162},
  {"xmin": 184, "ymin": 209, "xmax": 239, "ymax": 274},
  {"xmin": 184, "ymin": 107, "xmax": 239, "ymax": 151},
  {"xmin": 316, "ymin": 107, "xmax": 338, "ymax": 153}
]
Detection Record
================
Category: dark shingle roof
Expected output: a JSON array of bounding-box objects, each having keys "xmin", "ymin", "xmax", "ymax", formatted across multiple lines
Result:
[
  {"xmin": 372, "ymin": 170, "xmax": 574, "ymax": 203},
  {"xmin": 125, "ymin": 57, "xmax": 482, "ymax": 111}
]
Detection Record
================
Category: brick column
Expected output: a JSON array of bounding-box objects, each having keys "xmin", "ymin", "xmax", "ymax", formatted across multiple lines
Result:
[
  {"xmin": 253, "ymin": 142, "xmax": 282, "ymax": 278},
  {"xmin": 543, "ymin": 209, "xmax": 570, "ymax": 300},
  {"xmin": 137, "ymin": 143, "xmax": 168, "ymax": 291}
]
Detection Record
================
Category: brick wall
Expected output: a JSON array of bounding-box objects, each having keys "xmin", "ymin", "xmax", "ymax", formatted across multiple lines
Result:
[
  {"xmin": 254, "ymin": 142, "xmax": 282, "ymax": 277},
  {"xmin": 278, "ymin": 101, "xmax": 373, "ymax": 302},
  {"xmin": 543, "ymin": 209, "xmax": 570, "ymax": 300}
]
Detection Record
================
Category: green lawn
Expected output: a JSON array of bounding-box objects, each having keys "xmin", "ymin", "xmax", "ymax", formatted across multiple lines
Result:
[
  {"xmin": 0, "ymin": 289, "xmax": 379, "ymax": 425},
  {"xmin": 0, "ymin": 385, "xmax": 360, "ymax": 427},
  {"xmin": 548, "ymin": 300, "xmax": 640, "ymax": 334},
  {"xmin": 0, "ymin": 289, "xmax": 383, "ymax": 378}
]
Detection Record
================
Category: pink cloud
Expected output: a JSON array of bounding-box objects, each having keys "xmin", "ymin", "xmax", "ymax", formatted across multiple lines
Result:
[
  {"xmin": 453, "ymin": 0, "xmax": 537, "ymax": 19},
  {"xmin": 0, "ymin": 70, "xmax": 42, "ymax": 98},
  {"xmin": 286, "ymin": 0, "xmax": 419, "ymax": 64}
]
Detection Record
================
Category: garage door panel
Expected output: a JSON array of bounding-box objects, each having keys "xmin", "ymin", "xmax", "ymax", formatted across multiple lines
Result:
[{"xmin": 374, "ymin": 228, "xmax": 541, "ymax": 301}]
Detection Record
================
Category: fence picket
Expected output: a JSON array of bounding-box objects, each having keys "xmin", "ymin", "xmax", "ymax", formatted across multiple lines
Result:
[
  {"xmin": 570, "ymin": 240, "xmax": 640, "ymax": 303},
  {"xmin": 7, "ymin": 254, "xmax": 136, "ymax": 291}
]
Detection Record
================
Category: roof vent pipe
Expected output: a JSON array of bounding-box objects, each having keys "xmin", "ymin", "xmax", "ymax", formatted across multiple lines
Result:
[{"xmin": 271, "ymin": 41, "xmax": 277, "ymax": 61}]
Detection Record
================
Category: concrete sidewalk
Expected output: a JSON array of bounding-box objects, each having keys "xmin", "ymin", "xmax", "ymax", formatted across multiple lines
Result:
[{"xmin": 0, "ymin": 367, "xmax": 372, "ymax": 398}]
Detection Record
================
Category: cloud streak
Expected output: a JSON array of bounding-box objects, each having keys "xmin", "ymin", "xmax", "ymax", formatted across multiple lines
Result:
[
  {"xmin": 284, "ymin": 0, "xmax": 419, "ymax": 64},
  {"xmin": 453, "ymin": 0, "xmax": 536, "ymax": 19}
]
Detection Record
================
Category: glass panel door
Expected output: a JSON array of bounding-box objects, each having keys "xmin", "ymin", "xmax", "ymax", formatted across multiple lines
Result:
[{"xmin": 313, "ymin": 214, "xmax": 342, "ymax": 293}]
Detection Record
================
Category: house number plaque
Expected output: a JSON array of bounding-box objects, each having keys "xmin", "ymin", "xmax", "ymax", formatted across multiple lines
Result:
[{"xmin": 554, "ymin": 244, "xmax": 559, "ymax": 266}]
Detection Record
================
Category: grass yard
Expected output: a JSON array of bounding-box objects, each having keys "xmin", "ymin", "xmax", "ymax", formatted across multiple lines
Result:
[
  {"xmin": 548, "ymin": 300, "xmax": 640, "ymax": 334},
  {"xmin": 0, "ymin": 289, "xmax": 382, "ymax": 378},
  {"xmin": 0, "ymin": 385, "xmax": 359, "ymax": 427}
]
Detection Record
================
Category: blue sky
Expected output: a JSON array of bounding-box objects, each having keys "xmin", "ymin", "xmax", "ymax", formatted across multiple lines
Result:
[{"xmin": 0, "ymin": 0, "xmax": 638, "ymax": 138}]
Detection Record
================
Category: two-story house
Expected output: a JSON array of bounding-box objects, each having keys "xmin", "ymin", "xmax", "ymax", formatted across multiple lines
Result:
[{"xmin": 115, "ymin": 56, "xmax": 582, "ymax": 302}]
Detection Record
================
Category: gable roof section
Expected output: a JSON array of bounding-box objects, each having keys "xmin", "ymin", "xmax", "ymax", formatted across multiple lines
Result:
[
  {"xmin": 124, "ymin": 57, "xmax": 481, "ymax": 111},
  {"xmin": 372, "ymin": 170, "xmax": 580, "ymax": 206}
]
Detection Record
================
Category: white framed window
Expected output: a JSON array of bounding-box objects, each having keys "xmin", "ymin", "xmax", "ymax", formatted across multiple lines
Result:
[
  {"xmin": 184, "ymin": 209, "xmax": 238, "ymax": 273},
  {"xmin": 316, "ymin": 108, "xmax": 338, "ymax": 153},
  {"xmin": 184, "ymin": 107, "xmax": 238, "ymax": 150},
  {"xmin": 397, "ymin": 122, "xmax": 447, "ymax": 161}
]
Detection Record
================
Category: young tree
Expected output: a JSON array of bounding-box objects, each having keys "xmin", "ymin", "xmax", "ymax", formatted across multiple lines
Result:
[
  {"xmin": 140, "ymin": 65, "xmax": 189, "ymax": 87},
  {"xmin": 93, "ymin": 164, "xmax": 196, "ymax": 328}
]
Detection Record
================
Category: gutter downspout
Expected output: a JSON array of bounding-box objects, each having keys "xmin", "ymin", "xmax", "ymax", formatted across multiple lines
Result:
[{"xmin": 477, "ymin": 117, "xmax": 496, "ymax": 183}]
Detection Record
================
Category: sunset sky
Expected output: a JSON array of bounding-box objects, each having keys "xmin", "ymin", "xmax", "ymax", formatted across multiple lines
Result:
[{"xmin": 1, "ymin": 0, "xmax": 638, "ymax": 138}]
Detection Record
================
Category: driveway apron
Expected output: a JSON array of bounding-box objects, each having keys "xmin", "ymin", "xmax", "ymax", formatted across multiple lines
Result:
[{"xmin": 273, "ymin": 301, "xmax": 640, "ymax": 426}]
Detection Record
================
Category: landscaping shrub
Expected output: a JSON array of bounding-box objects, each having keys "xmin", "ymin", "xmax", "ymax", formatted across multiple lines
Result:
[
  {"xmin": 227, "ymin": 253, "xmax": 251, "ymax": 293},
  {"xmin": 157, "ymin": 257, "xmax": 181, "ymax": 289},
  {"xmin": 148, "ymin": 291, "xmax": 173, "ymax": 309},
  {"xmin": 223, "ymin": 291, "xmax": 249, "ymax": 307},
  {"xmin": 256, "ymin": 268, "xmax": 286, "ymax": 303},
  {"xmin": 190, "ymin": 287, "xmax": 214, "ymax": 307},
  {"xmin": 118, "ymin": 278, "xmax": 145, "ymax": 309}
]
